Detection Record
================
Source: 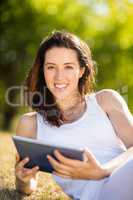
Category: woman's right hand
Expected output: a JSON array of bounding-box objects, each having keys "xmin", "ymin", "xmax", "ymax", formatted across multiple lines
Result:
[
  {"xmin": 15, "ymin": 113, "xmax": 39, "ymax": 194},
  {"xmin": 15, "ymin": 153, "xmax": 39, "ymax": 185}
]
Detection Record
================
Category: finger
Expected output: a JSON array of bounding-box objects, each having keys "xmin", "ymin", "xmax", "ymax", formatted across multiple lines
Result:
[
  {"xmin": 47, "ymin": 155, "xmax": 72, "ymax": 173},
  {"xmin": 21, "ymin": 173, "xmax": 36, "ymax": 182},
  {"xmin": 53, "ymin": 166, "xmax": 71, "ymax": 176},
  {"xmin": 16, "ymin": 166, "xmax": 39, "ymax": 182},
  {"xmin": 84, "ymin": 148, "xmax": 99, "ymax": 164},
  {"xmin": 53, "ymin": 171, "xmax": 71, "ymax": 179},
  {"xmin": 15, "ymin": 152, "xmax": 20, "ymax": 162},
  {"xmin": 83, "ymin": 152, "xmax": 89, "ymax": 162},
  {"xmin": 22, "ymin": 166, "xmax": 39, "ymax": 178},
  {"xmin": 54, "ymin": 150, "xmax": 82, "ymax": 167},
  {"xmin": 53, "ymin": 168, "xmax": 71, "ymax": 176},
  {"xmin": 17, "ymin": 157, "xmax": 29, "ymax": 169}
]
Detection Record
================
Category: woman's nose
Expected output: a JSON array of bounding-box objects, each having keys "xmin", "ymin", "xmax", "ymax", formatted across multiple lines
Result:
[{"xmin": 55, "ymin": 69, "xmax": 65, "ymax": 81}]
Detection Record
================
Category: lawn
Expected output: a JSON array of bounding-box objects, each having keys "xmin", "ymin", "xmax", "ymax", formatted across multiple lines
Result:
[{"xmin": 0, "ymin": 132, "xmax": 71, "ymax": 200}]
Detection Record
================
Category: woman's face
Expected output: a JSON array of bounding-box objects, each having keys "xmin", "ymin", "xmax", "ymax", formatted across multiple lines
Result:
[{"xmin": 44, "ymin": 47, "xmax": 84, "ymax": 101}]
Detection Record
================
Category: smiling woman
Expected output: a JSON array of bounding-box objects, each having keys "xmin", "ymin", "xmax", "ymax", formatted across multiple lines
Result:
[
  {"xmin": 15, "ymin": 30, "xmax": 133, "ymax": 200},
  {"xmin": 25, "ymin": 31, "xmax": 95, "ymax": 127}
]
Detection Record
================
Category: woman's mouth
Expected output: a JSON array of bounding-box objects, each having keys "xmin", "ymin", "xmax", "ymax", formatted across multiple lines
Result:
[{"xmin": 54, "ymin": 84, "xmax": 68, "ymax": 90}]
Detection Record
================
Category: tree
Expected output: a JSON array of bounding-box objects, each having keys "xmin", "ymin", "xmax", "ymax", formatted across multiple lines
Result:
[{"xmin": 0, "ymin": 0, "xmax": 133, "ymax": 130}]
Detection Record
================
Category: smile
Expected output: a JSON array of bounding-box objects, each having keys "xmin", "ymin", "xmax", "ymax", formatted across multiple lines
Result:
[{"xmin": 54, "ymin": 84, "xmax": 68, "ymax": 89}]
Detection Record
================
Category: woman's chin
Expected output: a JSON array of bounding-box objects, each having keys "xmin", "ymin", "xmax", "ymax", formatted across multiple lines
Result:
[
  {"xmin": 54, "ymin": 93, "xmax": 69, "ymax": 102},
  {"xmin": 55, "ymin": 96, "xmax": 67, "ymax": 101}
]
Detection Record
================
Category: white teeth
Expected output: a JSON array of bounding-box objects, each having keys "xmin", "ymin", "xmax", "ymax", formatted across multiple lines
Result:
[{"xmin": 55, "ymin": 84, "xmax": 67, "ymax": 88}]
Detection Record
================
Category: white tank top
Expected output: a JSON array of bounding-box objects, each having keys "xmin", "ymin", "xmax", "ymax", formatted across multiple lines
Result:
[{"xmin": 36, "ymin": 93, "xmax": 126, "ymax": 200}]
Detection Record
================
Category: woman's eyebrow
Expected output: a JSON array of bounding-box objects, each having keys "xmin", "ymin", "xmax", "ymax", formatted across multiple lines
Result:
[
  {"xmin": 45, "ymin": 62, "xmax": 75, "ymax": 65},
  {"xmin": 45, "ymin": 62, "xmax": 56, "ymax": 65},
  {"xmin": 64, "ymin": 62, "xmax": 75, "ymax": 65}
]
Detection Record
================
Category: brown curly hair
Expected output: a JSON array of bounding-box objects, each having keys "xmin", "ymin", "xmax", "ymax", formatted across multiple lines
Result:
[{"xmin": 24, "ymin": 30, "xmax": 96, "ymax": 127}]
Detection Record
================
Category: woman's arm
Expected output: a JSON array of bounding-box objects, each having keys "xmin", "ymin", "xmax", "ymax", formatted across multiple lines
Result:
[
  {"xmin": 102, "ymin": 146, "xmax": 133, "ymax": 174},
  {"xmin": 96, "ymin": 89, "xmax": 133, "ymax": 173},
  {"xmin": 96, "ymin": 89, "xmax": 133, "ymax": 148},
  {"xmin": 15, "ymin": 112, "xmax": 39, "ymax": 195}
]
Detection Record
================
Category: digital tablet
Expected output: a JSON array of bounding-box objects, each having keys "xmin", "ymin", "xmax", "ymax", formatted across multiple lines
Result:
[{"xmin": 12, "ymin": 136, "xmax": 84, "ymax": 173}]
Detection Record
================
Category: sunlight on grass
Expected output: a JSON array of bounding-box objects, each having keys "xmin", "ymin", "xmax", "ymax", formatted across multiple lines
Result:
[{"xmin": 0, "ymin": 132, "xmax": 71, "ymax": 200}]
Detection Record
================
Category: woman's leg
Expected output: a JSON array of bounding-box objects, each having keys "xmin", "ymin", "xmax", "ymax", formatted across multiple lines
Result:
[{"xmin": 99, "ymin": 158, "xmax": 133, "ymax": 200}]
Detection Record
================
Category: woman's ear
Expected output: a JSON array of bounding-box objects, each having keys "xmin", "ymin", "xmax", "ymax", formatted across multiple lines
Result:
[{"xmin": 79, "ymin": 67, "xmax": 85, "ymax": 78}]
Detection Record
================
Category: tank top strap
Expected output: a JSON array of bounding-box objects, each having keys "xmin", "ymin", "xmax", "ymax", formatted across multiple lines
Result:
[
  {"xmin": 85, "ymin": 92, "xmax": 96, "ymax": 102},
  {"xmin": 36, "ymin": 112, "xmax": 45, "ymax": 139},
  {"xmin": 85, "ymin": 92, "xmax": 107, "ymax": 116}
]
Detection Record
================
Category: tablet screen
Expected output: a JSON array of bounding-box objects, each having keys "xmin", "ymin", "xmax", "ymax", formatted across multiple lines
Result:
[{"xmin": 13, "ymin": 136, "xmax": 84, "ymax": 173}]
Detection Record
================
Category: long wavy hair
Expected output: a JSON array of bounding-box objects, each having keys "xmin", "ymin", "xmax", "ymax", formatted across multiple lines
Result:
[{"xmin": 24, "ymin": 30, "xmax": 96, "ymax": 127}]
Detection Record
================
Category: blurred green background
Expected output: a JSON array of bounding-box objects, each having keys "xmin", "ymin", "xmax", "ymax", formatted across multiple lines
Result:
[{"xmin": 1, "ymin": 0, "xmax": 133, "ymax": 132}]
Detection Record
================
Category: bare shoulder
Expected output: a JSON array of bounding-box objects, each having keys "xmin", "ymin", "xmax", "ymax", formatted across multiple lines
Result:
[
  {"xmin": 16, "ymin": 112, "xmax": 37, "ymax": 138},
  {"xmin": 95, "ymin": 89, "xmax": 126, "ymax": 113}
]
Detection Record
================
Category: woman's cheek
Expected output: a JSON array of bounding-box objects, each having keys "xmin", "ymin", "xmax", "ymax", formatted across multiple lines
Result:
[{"xmin": 44, "ymin": 72, "xmax": 54, "ymax": 85}]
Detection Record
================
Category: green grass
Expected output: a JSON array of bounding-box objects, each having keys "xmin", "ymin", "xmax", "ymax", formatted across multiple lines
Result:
[{"xmin": 0, "ymin": 132, "xmax": 71, "ymax": 200}]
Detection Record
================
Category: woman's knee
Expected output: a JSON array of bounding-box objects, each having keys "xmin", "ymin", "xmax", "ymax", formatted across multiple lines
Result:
[
  {"xmin": 125, "ymin": 157, "xmax": 133, "ymax": 167},
  {"xmin": 119, "ymin": 157, "xmax": 133, "ymax": 172},
  {"xmin": 99, "ymin": 157, "xmax": 133, "ymax": 200}
]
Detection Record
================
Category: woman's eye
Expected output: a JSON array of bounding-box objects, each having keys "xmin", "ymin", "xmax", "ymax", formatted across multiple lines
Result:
[
  {"xmin": 65, "ymin": 66, "xmax": 73, "ymax": 69},
  {"xmin": 47, "ymin": 66, "xmax": 54, "ymax": 69}
]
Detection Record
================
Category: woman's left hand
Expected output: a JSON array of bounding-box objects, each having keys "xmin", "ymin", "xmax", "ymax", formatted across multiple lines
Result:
[{"xmin": 47, "ymin": 148, "xmax": 110, "ymax": 180}]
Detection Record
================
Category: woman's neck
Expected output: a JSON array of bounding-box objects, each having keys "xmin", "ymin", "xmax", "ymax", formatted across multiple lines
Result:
[
  {"xmin": 56, "ymin": 91, "xmax": 86, "ymax": 123},
  {"xmin": 56, "ymin": 91, "xmax": 83, "ymax": 112}
]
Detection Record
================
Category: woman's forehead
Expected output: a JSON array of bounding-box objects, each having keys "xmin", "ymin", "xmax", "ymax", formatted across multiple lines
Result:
[{"xmin": 44, "ymin": 47, "xmax": 79, "ymax": 64}]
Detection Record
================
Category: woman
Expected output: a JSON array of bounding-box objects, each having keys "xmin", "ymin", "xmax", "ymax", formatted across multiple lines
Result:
[{"xmin": 15, "ymin": 31, "xmax": 133, "ymax": 200}]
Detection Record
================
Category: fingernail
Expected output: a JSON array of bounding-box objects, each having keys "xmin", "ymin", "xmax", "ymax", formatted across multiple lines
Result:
[
  {"xmin": 84, "ymin": 147, "xmax": 88, "ymax": 152},
  {"xmin": 36, "ymin": 166, "xmax": 39, "ymax": 170},
  {"xmin": 25, "ymin": 157, "xmax": 29, "ymax": 161},
  {"xmin": 54, "ymin": 150, "xmax": 58, "ymax": 154}
]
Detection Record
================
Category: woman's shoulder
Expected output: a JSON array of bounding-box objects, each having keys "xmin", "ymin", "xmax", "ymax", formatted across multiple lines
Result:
[
  {"xmin": 95, "ymin": 89, "xmax": 119, "ymax": 100},
  {"xmin": 16, "ymin": 112, "xmax": 37, "ymax": 138},
  {"xmin": 19, "ymin": 112, "xmax": 37, "ymax": 124},
  {"xmin": 95, "ymin": 89, "xmax": 125, "ymax": 113}
]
